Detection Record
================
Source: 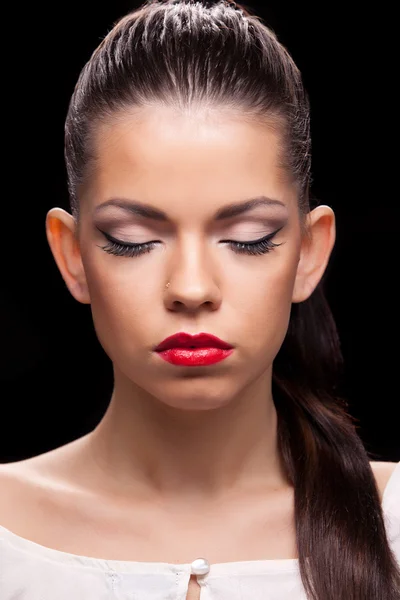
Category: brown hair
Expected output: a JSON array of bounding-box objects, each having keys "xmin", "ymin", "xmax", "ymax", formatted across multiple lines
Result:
[{"xmin": 64, "ymin": 1, "xmax": 400, "ymax": 598}]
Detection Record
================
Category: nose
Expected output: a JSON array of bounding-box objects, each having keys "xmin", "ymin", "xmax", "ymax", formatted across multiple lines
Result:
[{"xmin": 163, "ymin": 237, "xmax": 222, "ymax": 313}]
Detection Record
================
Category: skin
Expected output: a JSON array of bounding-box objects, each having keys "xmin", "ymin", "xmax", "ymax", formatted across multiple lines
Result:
[
  {"xmin": 0, "ymin": 106, "xmax": 396, "ymax": 595},
  {"xmin": 0, "ymin": 106, "xmax": 395, "ymax": 600},
  {"xmin": 43, "ymin": 105, "xmax": 336, "ymax": 508}
]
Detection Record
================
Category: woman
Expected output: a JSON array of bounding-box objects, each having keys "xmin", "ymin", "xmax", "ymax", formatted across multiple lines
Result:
[{"xmin": 1, "ymin": 1, "xmax": 399, "ymax": 599}]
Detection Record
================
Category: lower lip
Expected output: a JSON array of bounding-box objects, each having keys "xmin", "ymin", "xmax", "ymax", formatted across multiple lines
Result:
[{"xmin": 156, "ymin": 347, "xmax": 234, "ymax": 366}]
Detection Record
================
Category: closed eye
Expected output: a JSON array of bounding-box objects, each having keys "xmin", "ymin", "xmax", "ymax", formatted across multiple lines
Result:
[
  {"xmin": 96, "ymin": 226, "xmax": 284, "ymax": 258},
  {"xmin": 221, "ymin": 227, "xmax": 284, "ymax": 256}
]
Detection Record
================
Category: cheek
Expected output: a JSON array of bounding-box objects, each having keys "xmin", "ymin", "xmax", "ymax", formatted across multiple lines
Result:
[
  {"xmin": 235, "ymin": 254, "xmax": 298, "ymax": 354},
  {"xmin": 81, "ymin": 256, "xmax": 157, "ymax": 355}
]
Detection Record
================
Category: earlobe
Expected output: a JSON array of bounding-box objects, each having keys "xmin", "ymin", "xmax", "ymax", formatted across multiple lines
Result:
[
  {"xmin": 45, "ymin": 208, "xmax": 91, "ymax": 305},
  {"xmin": 292, "ymin": 205, "xmax": 336, "ymax": 304}
]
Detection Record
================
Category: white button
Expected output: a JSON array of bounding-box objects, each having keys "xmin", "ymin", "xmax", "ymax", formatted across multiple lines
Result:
[{"xmin": 190, "ymin": 557, "xmax": 210, "ymax": 575}]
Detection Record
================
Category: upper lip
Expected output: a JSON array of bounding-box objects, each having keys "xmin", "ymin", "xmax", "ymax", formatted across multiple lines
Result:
[{"xmin": 154, "ymin": 332, "xmax": 233, "ymax": 352}]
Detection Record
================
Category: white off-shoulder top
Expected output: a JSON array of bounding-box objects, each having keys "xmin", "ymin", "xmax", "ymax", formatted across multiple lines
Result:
[{"xmin": 0, "ymin": 461, "xmax": 399, "ymax": 599}]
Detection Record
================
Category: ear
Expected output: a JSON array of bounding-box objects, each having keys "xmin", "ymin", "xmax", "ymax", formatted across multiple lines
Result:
[
  {"xmin": 45, "ymin": 208, "xmax": 91, "ymax": 304},
  {"xmin": 292, "ymin": 205, "xmax": 336, "ymax": 303}
]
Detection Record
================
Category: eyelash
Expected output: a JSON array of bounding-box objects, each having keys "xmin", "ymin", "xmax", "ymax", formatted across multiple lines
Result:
[{"xmin": 97, "ymin": 226, "xmax": 284, "ymax": 258}]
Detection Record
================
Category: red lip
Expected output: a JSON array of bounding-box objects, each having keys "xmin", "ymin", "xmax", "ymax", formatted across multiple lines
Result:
[{"xmin": 154, "ymin": 332, "xmax": 233, "ymax": 352}]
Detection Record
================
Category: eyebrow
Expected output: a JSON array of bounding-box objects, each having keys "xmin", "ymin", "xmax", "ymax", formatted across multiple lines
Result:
[{"xmin": 94, "ymin": 196, "xmax": 287, "ymax": 221}]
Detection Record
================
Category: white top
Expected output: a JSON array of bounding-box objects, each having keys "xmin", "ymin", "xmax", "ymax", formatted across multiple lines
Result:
[{"xmin": 1, "ymin": 461, "xmax": 399, "ymax": 599}]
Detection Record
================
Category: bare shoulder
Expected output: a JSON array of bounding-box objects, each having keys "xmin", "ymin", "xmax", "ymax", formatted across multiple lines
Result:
[
  {"xmin": 0, "ymin": 445, "xmax": 83, "ymax": 529},
  {"xmin": 0, "ymin": 460, "xmax": 32, "ymax": 491},
  {"xmin": 0, "ymin": 457, "xmax": 47, "ymax": 493},
  {"xmin": 0, "ymin": 461, "xmax": 34, "ymax": 528},
  {"xmin": 1, "ymin": 456, "xmax": 397, "ymax": 490},
  {"xmin": 0, "ymin": 457, "xmax": 397, "ymax": 518},
  {"xmin": 0, "ymin": 435, "xmax": 91, "ymax": 498},
  {"xmin": 0, "ymin": 452, "xmax": 91, "ymax": 540},
  {"xmin": 0, "ymin": 456, "xmax": 53, "ymax": 491},
  {"xmin": 369, "ymin": 461, "xmax": 398, "ymax": 501}
]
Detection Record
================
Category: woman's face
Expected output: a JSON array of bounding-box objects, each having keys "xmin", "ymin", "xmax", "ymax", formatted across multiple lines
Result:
[{"xmin": 76, "ymin": 106, "xmax": 305, "ymax": 410}]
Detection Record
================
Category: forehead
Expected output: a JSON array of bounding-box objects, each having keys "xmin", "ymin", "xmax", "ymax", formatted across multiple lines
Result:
[{"xmin": 84, "ymin": 106, "xmax": 296, "ymax": 217}]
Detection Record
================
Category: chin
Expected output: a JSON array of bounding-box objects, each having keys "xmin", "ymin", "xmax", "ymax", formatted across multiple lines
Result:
[{"xmin": 154, "ymin": 386, "xmax": 237, "ymax": 413}]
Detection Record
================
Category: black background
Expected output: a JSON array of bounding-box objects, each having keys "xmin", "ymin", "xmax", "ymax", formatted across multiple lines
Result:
[{"xmin": 1, "ymin": 2, "xmax": 398, "ymax": 462}]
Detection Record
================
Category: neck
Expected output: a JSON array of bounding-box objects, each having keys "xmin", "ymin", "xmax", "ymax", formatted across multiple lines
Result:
[{"xmin": 80, "ymin": 365, "xmax": 288, "ymax": 502}]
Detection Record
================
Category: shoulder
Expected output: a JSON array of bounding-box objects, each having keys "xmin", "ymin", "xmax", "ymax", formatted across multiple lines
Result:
[
  {"xmin": 1, "ymin": 456, "xmax": 397, "ymax": 495},
  {"xmin": 0, "ymin": 462, "xmax": 39, "ymax": 529},
  {"xmin": 0, "ymin": 458, "xmax": 72, "ymax": 536},
  {"xmin": 0, "ymin": 459, "xmax": 46, "ymax": 489},
  {"xmin": 369, "ymin": 461, "xmax": 399, "ymax": 502},
  {"xmin": 0, "ymin": 457, "xmax": 95, "ymax": 544},
  {"xmin": 1, "ymin": 456, "xmax": 397, "ymax": 486},
  {"xmin": 0, "ymin": 458, "xmax": 397, "ymax": 514},
  {"xmin": 0, "ymin": 436, "xmax": 89, "ymax": 502},
  {"xmin": 0, "ymin": 460, "xmax": 31, "ymax": 494}
]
